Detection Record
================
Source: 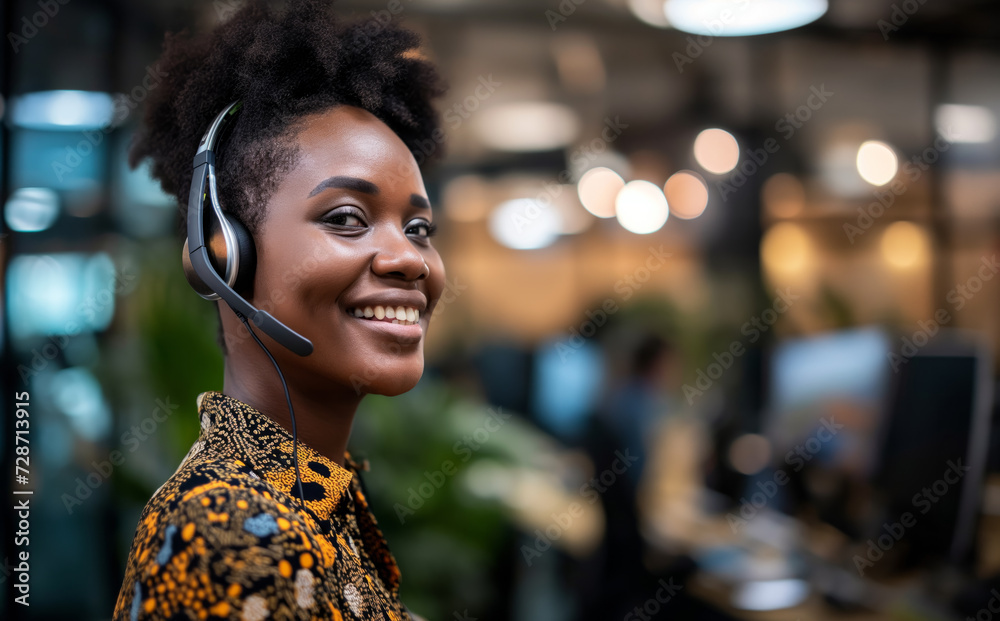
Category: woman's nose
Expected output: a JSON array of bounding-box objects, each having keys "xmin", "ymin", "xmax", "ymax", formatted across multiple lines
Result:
[{"xmin": 370, "ymin": 226, "xmax": 428, "ymax": 281}]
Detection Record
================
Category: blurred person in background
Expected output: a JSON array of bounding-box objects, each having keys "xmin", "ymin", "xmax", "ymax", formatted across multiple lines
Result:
[
  {"xmin": 577, "ymin": 332, "xmax": 682, "ymax": 619},
  {"xmin": 111, "ymin": 0, "xmax": 448, "ymax": 618}
]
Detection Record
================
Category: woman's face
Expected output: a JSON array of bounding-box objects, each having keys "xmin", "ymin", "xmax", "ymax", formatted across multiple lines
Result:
[{"xmin": 234, "ymin": 105, "xmax": 446, "ymax": 397}]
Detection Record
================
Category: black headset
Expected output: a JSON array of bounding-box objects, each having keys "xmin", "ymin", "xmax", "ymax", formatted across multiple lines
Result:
[
  {"xmin": 182, "ymin": 100, "xmax": 312, "ymax": 505},
  {"xmin": 182, "ymin": 100, "xmax": 313, "ymax": 357}
]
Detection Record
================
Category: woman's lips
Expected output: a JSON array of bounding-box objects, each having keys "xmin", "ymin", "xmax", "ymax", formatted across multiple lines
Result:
[
  {"xmin": 348, "ymin": 305, "xmax": 421, "ymax": 324},
  {"xmin": 345, "ymin": 308, "xmax": 423, "ymax": 342}
]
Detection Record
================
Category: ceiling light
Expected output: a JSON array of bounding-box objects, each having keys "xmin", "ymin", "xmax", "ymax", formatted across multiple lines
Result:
[
  {"xmin": 578, "ymin": 167, "xmax": 624, "ymax": 218},
  {"xmin": 615, "ymin": 180, "xmax": 669, "ymax": 234},
  {"xmin": 881, "ymin": 221, "xmax": 928, "ymax": 268},
  {"xmin": 489, "ymin": 199, "xmax": 561, "ymax": 249},
  {"xmin": 694, "ymin": 128, "xmax": 740, "ymax": 174},
  {"xmin": 473, "ymin": 102, "xmax": 580, "ymax": 152},
  {"xmin": 935, "ymin": 104, "xmax": 996, "ymax": 144},
  {"xmin": 663, "ymin": 0, "xmax": 827, "ymax": 37},
  {"xmin": 10, "ymin": 90, "xmax": 115, "ymax": 130},
  {"xmin": 856, "ymin": 140, "xmax": 898, "ymax": 186},
  {"xmin": 761, "ymin": 223, "xmax": 811, "ymax": 275},
  {"xmin": 664, "ymin": 170, "xmax": 709, "ymax": 219},
  {"xmin": 5, "ymin": 187, "xmax": 60, "ymax": 232},
  {"xmin": 628, "ymin": 0, "xmax": 672, "ymax": 28}
]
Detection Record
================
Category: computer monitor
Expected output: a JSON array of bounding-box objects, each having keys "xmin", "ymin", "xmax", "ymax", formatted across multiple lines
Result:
[
  {"xmin": 758, "ymin": 326, "xmax": 993, "ymax": 574},
  {"xmin": 531, "ymin": 338, "xmax": 605, "ymax": 441},
  {"xmin": 764, "ymin": 326, "xmax": 893, "ymax": 479},
  {"xmin": 873, "ymin": 329, "xmax": 993, "ymax": 569},
  {"xmin": 757, "ymin": 327, "xmax": 894, "ymax": 536}
]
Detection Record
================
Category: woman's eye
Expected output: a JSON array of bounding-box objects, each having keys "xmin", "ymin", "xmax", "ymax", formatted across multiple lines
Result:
[
  {"xmin": 323, "ymin": 211, "xmax": 365, "ymax": 227},
  {"xmin": 407, "ymin": 220, "xmax": 438, "ymax": 239}
]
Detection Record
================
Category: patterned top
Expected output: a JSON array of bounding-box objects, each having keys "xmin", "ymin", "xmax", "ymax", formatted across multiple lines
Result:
[{"xmin": 113, "ymin": 391, "xmax": 412, "ymax": 621}]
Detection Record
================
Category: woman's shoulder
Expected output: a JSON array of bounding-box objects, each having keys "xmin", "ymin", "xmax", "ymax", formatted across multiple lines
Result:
[
  {"xmin": 135, "ymin": 455, "xmax": 314, "ymax": 544},
  {"xmin": 115, "ymin": 458, "xmax": 335, "ymax": 620}
]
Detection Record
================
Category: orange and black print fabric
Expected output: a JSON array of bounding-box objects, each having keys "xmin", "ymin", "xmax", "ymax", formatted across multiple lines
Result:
[{"xmin": 113, "ymin": 390, "xmax": 411, "ymax": 620}]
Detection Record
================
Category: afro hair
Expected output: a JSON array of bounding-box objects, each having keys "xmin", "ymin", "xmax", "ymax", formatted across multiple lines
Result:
[{"xmin": 129, "ymin": 0, "xmax": 448, "ymax": 241}]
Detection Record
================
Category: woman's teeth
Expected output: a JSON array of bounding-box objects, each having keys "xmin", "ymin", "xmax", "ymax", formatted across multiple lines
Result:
[{"xmin": 350, "ymin": 305, "xmax": 420, "ymax": 325}]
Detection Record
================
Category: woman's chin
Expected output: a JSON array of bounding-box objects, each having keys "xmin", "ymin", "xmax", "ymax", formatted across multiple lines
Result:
[{"xmin": 359, "ymin": 365, "xmax": 424, "ymax": 397}]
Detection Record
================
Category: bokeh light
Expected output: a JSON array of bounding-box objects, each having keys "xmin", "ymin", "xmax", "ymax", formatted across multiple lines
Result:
[
  {"xmin": 628, "ymin": 0, "xmax": 672, "ymax": 27},
  {"xmin": 935, "ymin": 103, "xmax": 997, "ymax": 144},
  {"xmin": 694, "ymin": 128, "xmax": 740, "ymax": 174},
  {"xmin": 473, "ymin": 102, "xmax": 580, "ymax": 152},
  {"xmin": 761, "ymin": 222, "xmax": 812, "ymax": 274},
  {"xmin": 856, "ymin": 140, "xmax": 898, "ymax": 186},
  {"xmin": 577, "ymin": 167, "xmax": 625, "ymax": 218},
  {"xmin": 663, "ymin": 170, "xmax": 709, "ymax": 219},
  {"xmin": 9, "ymin": 90, "xmax": 116, "ymax": 130},
  {"xmin": 8, "ymin": 252, "xmax": 118, "ymax": 338},
  {"xmin": 664, "ymin": 0, "xmax": 828, "ymax": 37},
  {"xmin": 615, "ymin": 180, "xmax": 670, "ymax": 234},
  {"xmin": 5, "ymin": 187, "xmax": 60, "ymax": 232},
  {"xmin": 489, "ymin": 198, "xmax": 561, "ymax": 249},
  {"xmin": 881, "ymin": 221, "xmax": 929, "ymax": 268}
]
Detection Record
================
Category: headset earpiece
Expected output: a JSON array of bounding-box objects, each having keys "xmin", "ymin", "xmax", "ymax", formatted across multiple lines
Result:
[
  {"xmin": 225, "ymin": 215, "xmax": 257, "ymax": 296},
  {"xmin": 181, "ymin": 211, "xmax": 256, "ymax": 299},
  {"xmin": 181, "ymin": 236, "xmax": 212, "ymax": 299}
]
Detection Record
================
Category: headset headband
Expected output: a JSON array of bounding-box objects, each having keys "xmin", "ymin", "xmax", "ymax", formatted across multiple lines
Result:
[{"xmin": 186, "ymin": 100, "xmax": 314, "ymax": 357}]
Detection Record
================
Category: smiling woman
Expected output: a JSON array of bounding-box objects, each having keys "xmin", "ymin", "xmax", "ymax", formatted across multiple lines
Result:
[{"xmin": 112, "ymin": 1, "xmax": 447, "ymax": 619}]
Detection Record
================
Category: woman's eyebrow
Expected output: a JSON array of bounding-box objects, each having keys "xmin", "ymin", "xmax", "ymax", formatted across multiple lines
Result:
[
  {"xmin": 410, "ymin": 194, "xmax": 430, "ymax": 209},
  {"xmin": 308, "ymin": 175, "xmax": 379, "ymax": 197}
]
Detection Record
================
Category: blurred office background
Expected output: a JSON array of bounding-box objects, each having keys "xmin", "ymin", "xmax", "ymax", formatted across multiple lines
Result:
[{"xmin": 4, "ymin": 0, "xmax": 1000, "ymax": 619}]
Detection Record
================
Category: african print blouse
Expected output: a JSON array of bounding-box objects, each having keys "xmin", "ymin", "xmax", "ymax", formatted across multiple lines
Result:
[{"xmin": 112, "ymin": 390, "xmax": 413, "ymax": 621}]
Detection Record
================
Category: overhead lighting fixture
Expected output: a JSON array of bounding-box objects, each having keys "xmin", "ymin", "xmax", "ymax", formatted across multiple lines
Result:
[
  {"xmin": 615, "ymin": 180, "xmax": 669, "ymax": 234},
  {"xmin": 694, "ymin": 128, "xmax": 740, "ymax": 174},
  {"xmin": 881, "ymin": 221, "xmax": 928, "ymax": 268},
  {"xmin": 761, "ymin": 223, "xmax": 811, "ymax": 275},
  {"xmin": 5, "ymin": 187, "xmax": 60, "ymax": 232},
  {"xmin": 9, "ymin": 90, "xmax": 115, "ymax": 130},
  {"xmin": 577, "ymin": 167, "xmax": 624, "ymax": 218},
  {"xmin": 856, "ymin": 140, "xmax": 898, "ymax": 186},
  {"xmin": 663, "ymin": 0, "xmax": 827, "ymax": 37},
  {"xmin": 472, "ymin": 102, "xmax": 580, "ymax": 152},
  {"xmin": 935, "ymin": 104, "xmax": 997, "ymax": 144},
  {"xmin": 816, "ymin": 124, "xmax": 879, "ymax": 197},
  {"xmin": 664, "ymin": 170, "xmax": 709, "ymax": 219},
  {"xmin": 629, "ymin": 0, "xmax": 672, "ymax": 28},
  {"xmin": 8, "ymin": 252, "xmax": 117, "ymax": 338},
  {"xmin": 488, "ymin": 199, "xmax": 561, "ymax": 249}
]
